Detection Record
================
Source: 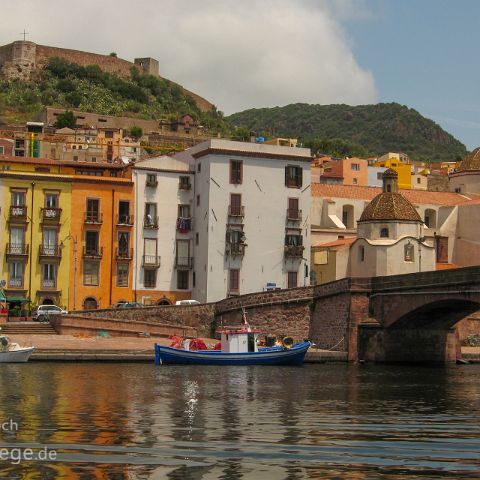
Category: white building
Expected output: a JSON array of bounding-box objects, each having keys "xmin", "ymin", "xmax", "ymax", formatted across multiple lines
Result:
[
  {"xmin": 175, "ymin": 139, "xmax": 312, "ymax": 303},
  {"xmin": 132, "ymin": 155, "xmax": 195, "ymax": 305}
]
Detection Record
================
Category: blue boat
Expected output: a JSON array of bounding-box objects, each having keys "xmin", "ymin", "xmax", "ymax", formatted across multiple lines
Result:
[{"xmin": 154, "ymin": 326, "xmax": 311, "ymax": 366}]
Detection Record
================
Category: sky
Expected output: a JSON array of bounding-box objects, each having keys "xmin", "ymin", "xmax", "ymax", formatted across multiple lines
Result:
[{"xmin": 0, "ymin": 0, "xmax": 478, "ymax": 149}]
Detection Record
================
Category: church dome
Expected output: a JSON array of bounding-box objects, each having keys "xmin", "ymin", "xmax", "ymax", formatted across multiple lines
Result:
[
  {"xmin": 458, "ymin": 147, "xmax": 480, "ymax": 171},
  {"xmin": 359, "ymin": 192, "xmax": 422, "ymax": 222}
]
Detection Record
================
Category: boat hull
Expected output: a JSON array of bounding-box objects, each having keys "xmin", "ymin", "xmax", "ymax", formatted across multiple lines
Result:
[
  {"xmin": 154, "ymin": 342, "xmax": 310, "ymax": 366},
  {"xmin": 0, "ymin": 347, "xmax": 34, "ymax": 363}
]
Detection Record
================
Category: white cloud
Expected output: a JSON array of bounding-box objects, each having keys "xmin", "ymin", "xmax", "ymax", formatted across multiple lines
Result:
[{"xmin": 0, "ymin": 0, "xmax": 377, "ymax": 114}]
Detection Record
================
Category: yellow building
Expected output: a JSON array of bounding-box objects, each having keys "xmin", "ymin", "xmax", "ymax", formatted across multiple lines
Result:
[
  {"xmin": 0, "ymin": 157, "xmax": 72, "ymax": 311},
  {"xmin": 374, "ymin": 158, "xmax": 412, "ymax": 189}
]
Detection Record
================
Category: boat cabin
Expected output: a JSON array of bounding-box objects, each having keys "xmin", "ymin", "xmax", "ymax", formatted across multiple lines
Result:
[{"xmin": 218, "ymin": 328, "xmax": 261, "ymax": 353}]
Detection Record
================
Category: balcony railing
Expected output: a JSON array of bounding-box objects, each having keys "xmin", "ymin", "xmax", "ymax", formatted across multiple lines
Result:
[
  {"xmin": 286, "ymin": 209, "xmax": 302, "ymax": 221},
  {"xmin": 116, "ymin": 247, "xmax": 133, "ymax": 260},
  {"xmin": 284, "ymin": 245, "xmax": 305, "ymax": 258},
  {"xmin": 84, "ymin": 212, "xmax": 103, "ymax": 224},
  {"xmin": 6, "ymin": 243, "xmax": 29, "ymax": 256},
  {"xmin": 39, "ymin": 245, "xmax": 62, "ymax": 258},
  {"xmin": 83, "ymin": 246, "xmax": 103, "ymax": 258},
  {"xmin": 144, "ymin": 215, "xmax": 159, "ymax": 229},
  {"xmin": 42, "ymin": 207, "xmax": 62, "ymax": 222},
  {"xmin": 176, "ymin": 217, "xmax": 192, "ymax": 233},
  {"xmin": 41, "ymin": 279, "xmax": 56, "ymax": 289},
  {"xmin": 175, "ymin": 256, "xmax": 194, "ymax": 269},
  {"xmin": 9, "ymin": 206, "xmax": 27, "ymax": 221},
  {"xmin": 228, "ymin": 205, "xmax": 245, "ymax": 217},
  {"xmin": 226, "ymin": 242, "xmax": 246, "ymax": 256},
  {"xmin": 146, "ymin": 178, "xmax": 158, "ymax": 187},
  {"xmin": 142, "ymin": 254, "xmax": 161, "ymax": 268},
  {"xmin": 8, "ymin": 278, "xmax": 23, "ymax": 288},
  {"xmin": 117, "ymin": 214, "xmax": 134, "ymax": 226}
]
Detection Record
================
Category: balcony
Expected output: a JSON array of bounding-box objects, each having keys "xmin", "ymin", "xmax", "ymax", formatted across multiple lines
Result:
[
  {"xmin": 39, "ymin": 244, "xmax": 62, "ymax": 259},
  {"xmin": 8, "ymin": 278, "xmax": 23, "ymax": 288},
  {"xmin": 117, "ymin": 214, "xmax": 134, "ymax": 226},
  {"xmin": 84, "ymin": 212, "xmax": 103, "ymax": 224},
  {"xmin": 144, "ymin": 215, "xmax": 159, "ymax": 229},
  {"xmin": 226, "ymin": 242, "xmax": 246, "ymax": 256},
  {"xmin": 41, "ymin": 279, "xmax": 57, "ymax": 289},
  {"xmin": 116, "ymin": 247, "xmax": 133, "ymax": 260},
  {"xmin": 142, "ymin": 254, "xmax": 161, "ymax": 268},
  {"xmin": 228, "ymin": 205, "xmax": 245, "ymax": 217},
  {"xmin": 176, "ymin": 217, "xmax": 192, "ymax": 233},
  {"xmin": 284, "ymin": 244, "xmax": 305, "ymax": 258},
  {"xmin": 83, "ymin": 246, "xmax": 103, "ymax": 259},
  {"xmin": 9, "ymin": 206, "xmax": 27, "ymax": 223},
  {"xmin": 41, "ymin": 207, "xmax": 62, "ymax": 223},
  {"xmin": 175, "ymin": 256, "xmax": 194, "ymax": 269},
  {"xmin": 286, "ymin": 209, "xmax": 302, "ymax": 221},
  {"xmin": 6, "ymin": 243, "xmax": 29, "ymax": 258}
]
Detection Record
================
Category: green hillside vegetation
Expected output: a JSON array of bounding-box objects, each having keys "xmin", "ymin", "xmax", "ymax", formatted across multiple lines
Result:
[
  {"xmin": 227, "ymin": 103, "xmax": 467, "ymax": 162},
  {"xmin": 0, "ymin": 57, "xmax": 229, "ymax": 134}
]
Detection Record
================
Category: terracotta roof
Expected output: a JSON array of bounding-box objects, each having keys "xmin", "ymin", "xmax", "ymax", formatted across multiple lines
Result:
[
  {"xmin": 359, "ymin": 192, "xmax": 422, "ymax": 222},
  {"xmin": 311, "ymin": 183, "xmax": 480, "ymax": 206},
  {"xmin": 313, "ymin": 237, "xmax": 356, "ymax": 248},
  {"xmin": 459, "ymin": 147, "xmax": 480, "ymax": 171}
]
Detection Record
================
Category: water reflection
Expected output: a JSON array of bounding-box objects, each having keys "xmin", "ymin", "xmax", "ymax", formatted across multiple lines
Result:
[{"xmin": 0, "ymin": 363, "xmax": 479, "ymax": 478}]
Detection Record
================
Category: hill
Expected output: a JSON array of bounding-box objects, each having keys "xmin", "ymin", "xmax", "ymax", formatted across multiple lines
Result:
[
  {"xmin": 0, "ymin": 57, "xmax": 229, "ymax": 135},
  {"xmin": 226, "ymin": 103, "xmax": 467, "ymax": 162}
]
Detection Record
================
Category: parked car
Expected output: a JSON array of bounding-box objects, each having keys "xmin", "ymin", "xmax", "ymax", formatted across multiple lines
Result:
[
  {"xmin": 175, "ymin": 299, "xmax": 200, "ymax": 306},
  {"xmin": 32, "ymin": 305, "xmax": 68, "ymax": 322},
  {"xmin": 118, "ymin": 302, "xmax": 144, "ymax": 308}
]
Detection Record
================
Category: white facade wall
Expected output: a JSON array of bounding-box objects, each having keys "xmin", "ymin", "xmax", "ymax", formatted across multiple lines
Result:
[
  {"xmin": 133, "ymin": 156, "xmax": 194, "ymax": 303},
  {"xmin": 450, "ymin": 172, "xmax": 480, "ymax": 195},
  {"xmin": 181, "ymin": 139, "xmax": 312, "ymax": 303}
]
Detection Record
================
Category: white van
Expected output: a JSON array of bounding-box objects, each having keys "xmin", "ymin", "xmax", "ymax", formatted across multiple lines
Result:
[{"xmin": 175, "ymin": 299, "xmax": 200, "ymax": 306}]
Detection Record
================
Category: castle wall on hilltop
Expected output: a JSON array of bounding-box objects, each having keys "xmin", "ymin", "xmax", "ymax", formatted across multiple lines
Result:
[{"xmin": 0, "ymin": 40, "xmax": 214, "ymax": 112}]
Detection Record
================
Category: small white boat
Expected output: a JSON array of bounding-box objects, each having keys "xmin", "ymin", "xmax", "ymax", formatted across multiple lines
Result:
[{"xmin": 0, "ymin": 336, "xmax": 34, "ymax": 363}]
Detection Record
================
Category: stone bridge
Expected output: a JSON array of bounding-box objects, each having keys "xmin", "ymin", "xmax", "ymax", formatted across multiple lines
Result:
[{"xmin": 310, "ymin": 266, "xmax": 480, "ymax": 364}]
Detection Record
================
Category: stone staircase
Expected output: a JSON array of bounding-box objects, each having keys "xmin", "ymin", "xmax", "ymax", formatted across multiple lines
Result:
[{"xmin": 0, "ymin": 322, "xmax": 58, "ymax": 335}]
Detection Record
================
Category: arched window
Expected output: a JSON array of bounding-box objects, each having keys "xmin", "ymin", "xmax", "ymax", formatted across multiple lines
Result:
[
  {"xmin": 83, "ymin": 297, "xmax": 98, "ymax": 310},
  {"xmin": 359, "ymin": 245, "xmax": 365, "ymax": 262},
  {"xmin": 404, "ymin": 243, "xmax": 414, "ymax": 262},
  {"xmin": 424, "ymin": 209, "xmax": 436, "ymax": 228},
  {"xmin": 380, "ymin": 227, "xmax": 389, "ymax": 238}
]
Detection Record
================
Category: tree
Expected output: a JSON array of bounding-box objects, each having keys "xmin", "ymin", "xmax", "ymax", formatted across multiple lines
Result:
[
  {"xmin": 54, "ymin": 110, "xmax": 76, "ymax": 129},
  {"xmin": 109, "ymin": 52, "xmax": 117, "ymax": 57},
  {"xmin": 129, "ymin": 126, "xmax": 143, "ymax": 139}
]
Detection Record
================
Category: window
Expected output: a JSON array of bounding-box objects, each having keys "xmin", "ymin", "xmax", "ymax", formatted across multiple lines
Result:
[
  {"xmin": 417, "ymin": 177, "xmax": 421, "ymax": 184},
  {"xmin": 359, "ymin": 245, "xmax": 365, "ymax": 262},
  {"xmin": 229, "ymin": 193, "xmax": 242, "ymax": 216},
  {"xmin": 353, "ymin": 178, "xmax": 358, "ymax": 184},
  {"xmin": 351, "ymin": 163, "xmax": 360, "ymax": 171},
  {"xmin": 8, "ymin": 262, "xmax": 23, "ymax": 287},
  {"xmin": 144, "ymin": 238, "xmax": 158, "ymax": 265},
  {"xmin": 196, "ymin": 195, "xmax": 200, "ymax": 206},
  {"xmin": 342, "ymin": 205, "xmax": 354, "ymax": 229},
  {"xmin": 386, "ymin": 185, "xmax": 391, "ymax": 192},
  {"xmin": 146, "ymin": 174, "xmax": 157, "ymax": 187},
  {"xmin": 0, "ymin": 146, "xmax": 4, "ymax": 155},
  {"xmin": 179, "ymin": 176, "xmax": 191, "ymax": 189},
  {"xmin": 229, "ymin": 269, "xmax": 240, "ymax": 293},
  {"xmin": 85, "ymin": 231, "xmax": 99, "ymax": 255},
  {"xmin": 45, "ymin": 193, "xmax": 58, "ymax": 208},
  {"xmin": 11, "ymin": 191, "xmax": 26, "ymax": 206},
  {"xmin": 195, "ymin": 232, "xmax": 199, "ymax": 246},
  {"xmin": 197, "ymin": 163, "xmax": 201, "ymax": 173},
  {"xmin": 105, "ymin": 130, "xmax": 114, "ymax": 138},
  {"xmin": 144, "ymin": 269, "xmax": 157, "ymax": 288},
  {"xmin": 404, "ymin": 243, "xmax": 414, "ymax": 262},
  {"xmin": 177, "ymin": 270, "xmax": 189, "ymax": 289},
  {"xmin": 287, "ymin": 198, "xmax": 300, "ymax": 220},
  {"xmin": 42, "ymin": 229, "xmax": 57, "ymax": 254},
  {"xmin": 176, "ymin": 240, "xmax": 191, "ymax": 267},
  {"xmin": 424, "ymin": 209, "xmax": 436, "ymax": 228},
  {"xmin": 42, "ymin": 264, "xmax": 56, "ymax": 288},
  {"xmin": 118, "ymin": 232, "xmax": 129, "ymax": 257},
  {"xmin": 73, "ymin": 156, "xmax": 78, "ymax": 161},
  {"xmin": 83, "ymin": 261, "xmax": 99, "ymax": 286},
  {"xmin": 118, "ymin": 201, "xmax": 130, "ymax": 224},
  {"xmin": 287, "ymin": 271, "xmax": 298, "ymax": 289},
  {"xmin": 144, "ymin": 203, "xmax": 157, "ymax": 227},
  {"xmin": 86, "ymin": 199, "xmax": 100, "ymax": 222},
  {"xmin": 116, "ymin": 263, "xmax": 129, "ymax": 287},
  {"xmin": 10, "ymin": 227, "xmax": 25, "ymax": 252},
  {"xmin": 178, "ymin": 204, "xmax": 190, "ymax": 218},
  {"xmin": 380, "ymin": 228, "xmax": 389, "ymax": 238},
  {"xmin": 230, "ymin": 160, "xmax": 243, "ymax": 184},
  {"xmin": 285, "ymin": 166, "xmax": 302, "ymax": 188}
]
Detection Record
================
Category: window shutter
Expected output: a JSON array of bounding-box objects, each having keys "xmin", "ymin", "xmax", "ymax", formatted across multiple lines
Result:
[
  {"xmin": 298, "ymin": 168, "xmax": 303, "ymax": 188},
  {"xmin": 285, "ymin": 167, "xmax": 288, "ymax": 186}
]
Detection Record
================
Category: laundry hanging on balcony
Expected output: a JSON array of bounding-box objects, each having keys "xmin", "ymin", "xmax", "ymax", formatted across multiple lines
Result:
[{"xmin": 177, "ymin": 217, "xmax": 191, "ymax": 233}]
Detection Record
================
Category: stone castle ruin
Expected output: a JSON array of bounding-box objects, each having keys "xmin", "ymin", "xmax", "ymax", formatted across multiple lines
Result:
[{"xmin": 0, "ymin": 40, "xmax": 213, "ymax": 112}]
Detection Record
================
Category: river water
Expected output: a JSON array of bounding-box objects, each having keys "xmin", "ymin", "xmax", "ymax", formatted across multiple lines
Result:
[{"xmin": 0, "ymin": 363, "xmax": 479, "ymax": 479}]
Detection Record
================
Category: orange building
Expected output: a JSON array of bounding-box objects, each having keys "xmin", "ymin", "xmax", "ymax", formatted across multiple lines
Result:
[
  {"xmin": 68, "ymin": 162, "xmax": 134, "ymax": 310},
  {"xmin": 316, "ymin": 156, "xmax": 369, "ymax": 186}
]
